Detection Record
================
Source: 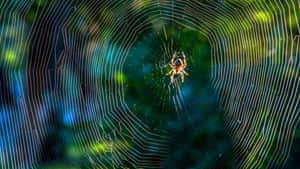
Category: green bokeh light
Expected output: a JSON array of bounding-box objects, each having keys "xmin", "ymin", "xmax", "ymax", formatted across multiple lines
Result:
[
  {"xmin": 114, "ymin": 71, "xmax": 126, "ymax": 84},
  {"xmin": 4, "ymin": 50, "xmax": 17, "ymax": 64},
  {"xmin": 254, "ymin": 11, "xmax": 270, "ymax": 22}
]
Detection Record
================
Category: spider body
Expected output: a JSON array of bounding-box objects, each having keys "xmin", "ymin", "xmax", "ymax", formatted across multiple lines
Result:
[
  {"xmin": 174, "ymin": 59, "xmax": 182, "ymax": 72},
  {"xmin": 166, "ymin": 51, "xmax": 189, "ymax": 83}
]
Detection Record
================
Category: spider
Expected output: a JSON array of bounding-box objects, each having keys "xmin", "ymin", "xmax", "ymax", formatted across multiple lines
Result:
[{"xmin": 166, "ymin": 51, "xmax": 188, "ymax": 83}]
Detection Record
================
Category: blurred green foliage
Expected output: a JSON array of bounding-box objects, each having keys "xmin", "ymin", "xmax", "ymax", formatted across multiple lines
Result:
[{"xmin": 0, "ymin": 0, "xmax": 298, "ymax": 168}]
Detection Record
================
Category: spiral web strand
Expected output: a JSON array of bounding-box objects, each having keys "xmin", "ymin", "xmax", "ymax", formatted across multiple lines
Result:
[{"xmin": 0, "ymin": 0, "xmax": 298, "ymax": 169}]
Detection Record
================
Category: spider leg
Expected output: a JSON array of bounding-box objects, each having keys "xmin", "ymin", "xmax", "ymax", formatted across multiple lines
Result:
[
  {"xmin": 182, "ymin": 51, "xmax": 186, "ymax": 58},
  {"xmin": 182, "ymin": 51, "xmax": 187, "ymax": 65},
  {"xmin": 170, "ymin": 72, "xmax": 175, "ymax": 83},
  {"xmin": 166, "ymin": 69, "xmax": 173, "ymax": 75},
  {"xmin": 183, "ymin": 70, "xmax": 189, "ymax": 75},
  {"xmin": 172, "ymin": 51, "xmax": 177, "ymax": 58},
  {"xmin": 171, "ymin": 51, "xmax": 177, "ymax": 63},
  {"xmin": 180, "ymin": 72, "xmax": 184, "ymax": 83}
]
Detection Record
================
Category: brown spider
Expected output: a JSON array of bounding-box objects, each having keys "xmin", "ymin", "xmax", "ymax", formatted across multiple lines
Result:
[{"xmin": 166, "ymin": 51, "xmax": 188, "ymax": 83}]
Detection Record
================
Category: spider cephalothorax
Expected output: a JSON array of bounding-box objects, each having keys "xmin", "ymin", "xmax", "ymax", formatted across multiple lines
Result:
[
  {"xmin": 174, "ymin": 59, "xmax": 183, "ymax": 71},
  {"xmin": 166, "ymin": 51, "xmax": 188, "ymax": 83}
]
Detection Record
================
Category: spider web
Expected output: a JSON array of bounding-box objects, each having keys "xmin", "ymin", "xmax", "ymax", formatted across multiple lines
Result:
[{"xmin": 0, "ymin": 0, "xmax": 299, "ymax": 169}]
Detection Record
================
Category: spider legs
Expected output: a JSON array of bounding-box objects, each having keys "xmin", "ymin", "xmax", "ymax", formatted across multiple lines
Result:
[
  {"xmin": 171, "ymin": 51, "xmax": 177, "ymax": 64},
  {"xmin": 180, "ymin": 70, "xmax": 189, "ymax": 83},
  {"xmin": 171, "ymin": 74, "xmax": 175, "ymax": 83},
  {"xmin": 182, "ymin": 51, "xmax": 187, "ymax": 66},
  {"xmin": 170, "ymin": 71, "xmax": 176, "ymax": 83},
  {"xmin": 167, "ymin": 70, "xmax": 188, "ymax": 83},
  {"xmin": 166, "ymin": 69, "xmax": 173, "ymax": 76},
  {"xmin": 166, "ymin": 51, "xmax": 188, "ymax": 84},
  {"xmin": 180, "ymin": 72, "xmax": 184, "ymax": 83},
  {"xmin": 183, "ymin": 70, "xmax": 189, "ymax": 76},
  {"xmin": 172, "ymin": 51, "xmax": 177, "ymax": 58},
  {"xmin": 181, "ymin": 51, "xmax": 186, "ymax": 58},
  {"xmin": 166, "ymin": 70, "xmax": 175, "ymax": 83}
]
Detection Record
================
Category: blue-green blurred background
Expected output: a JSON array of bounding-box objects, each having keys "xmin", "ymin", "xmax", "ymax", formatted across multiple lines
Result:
[{"xmin": 0, "ymin": 0, "xmax": 299, "ymax": 169}]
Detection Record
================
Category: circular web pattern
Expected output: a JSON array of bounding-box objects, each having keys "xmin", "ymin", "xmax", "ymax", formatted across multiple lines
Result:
[{"xmin": 0, "ymin": 0, "xmax": 299, "ymax": 169}]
